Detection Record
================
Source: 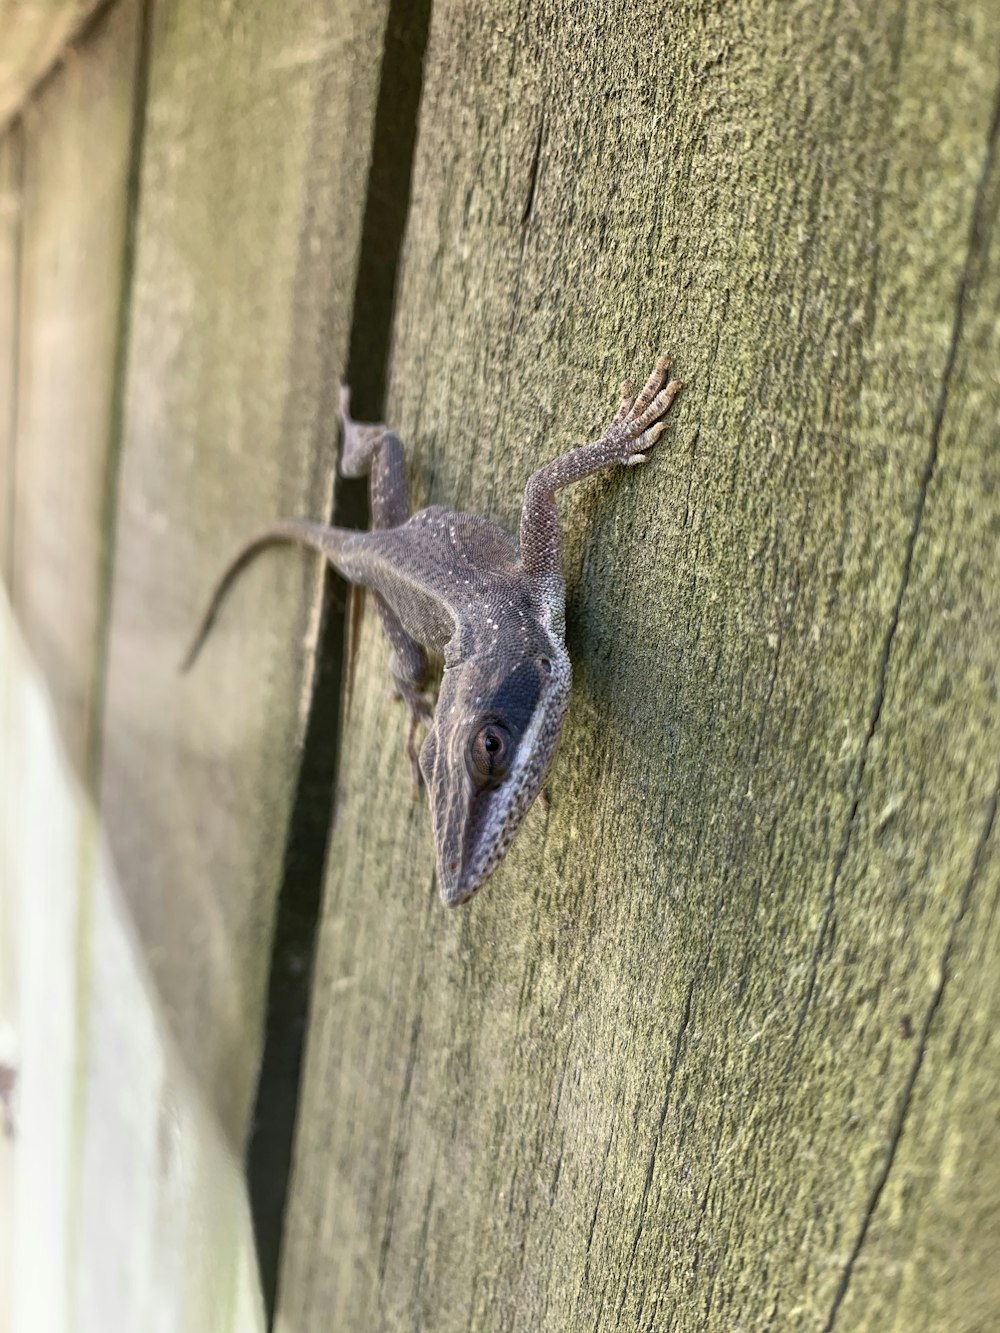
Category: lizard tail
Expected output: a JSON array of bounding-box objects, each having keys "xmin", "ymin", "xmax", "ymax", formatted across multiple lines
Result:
[{"xmin": 180, "ymin": 519, "xmax": 350, "ymax": 673}]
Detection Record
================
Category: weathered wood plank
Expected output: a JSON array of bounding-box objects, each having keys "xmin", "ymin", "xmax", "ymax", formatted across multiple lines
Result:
[
  {"xmin": 277, "ymin": 1, "xmax": 1000, "ymax": 1328},
  {"xmin": 0, "ymin": 135, "xmax": 14, "ymax": 1330},
  {"xmin": 829, "ymin": 116, "xmax": 1000, "ymax": 1333},
  {"xmin": 10, "ymin": 0, "xmax": 141, "ymax": 775},
  {"xmin": 0, "ymin": 0, "xmax": 107, "ymax": 132},
  {"xmin": 0, "ymin": 124, "xmax": 20, "ymax": 583},
  {"xmin": 0, "ymin": 590, "xmax": 264, "ymax": 1332},
  {"xmin": 97, "ymin": 0, "xmax": 391, "ymax": 1142}
]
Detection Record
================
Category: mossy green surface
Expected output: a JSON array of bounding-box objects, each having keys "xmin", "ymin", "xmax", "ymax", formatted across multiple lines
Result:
[
  {"xmin": 5, "ymin": 0, "xmax": 997, "ymax": 1324},
  {"xmin": 277, "ymin": 2, "xmax": 1000, "ymax": 1329}
]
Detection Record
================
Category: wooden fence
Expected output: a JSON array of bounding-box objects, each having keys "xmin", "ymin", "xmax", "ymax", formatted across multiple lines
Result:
[{"xmin": 1, "ymin": 1, "xmax": 998, "ymax": 1330}]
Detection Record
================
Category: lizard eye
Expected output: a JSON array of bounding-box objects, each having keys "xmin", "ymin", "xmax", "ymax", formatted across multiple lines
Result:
[{"xmin": 469, "ymin": 723, "xmax": 513, "ymax": 788}]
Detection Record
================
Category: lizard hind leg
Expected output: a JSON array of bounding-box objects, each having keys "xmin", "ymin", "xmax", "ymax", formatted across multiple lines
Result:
[
  {"xmin": 338, "ymin": 384, "xmax": 411, "ymax": 530},
  {"xmin": 339, "ymin": 384, "xmax": 432, "ymax": 789}
]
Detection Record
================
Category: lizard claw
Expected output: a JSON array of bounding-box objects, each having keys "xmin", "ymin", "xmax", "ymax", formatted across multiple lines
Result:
[
  {"xmin": 613, "ymin": 378, "xmax": 636, "ymax": 424},
  {"xmin": 623, "ymin": 418, "xmax": 672, "ymax": 463}
]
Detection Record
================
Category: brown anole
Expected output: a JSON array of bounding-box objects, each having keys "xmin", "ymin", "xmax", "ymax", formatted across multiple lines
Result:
[{"xmin": 185, "ymin": 356, "xmax": 681, "ymax": 905}]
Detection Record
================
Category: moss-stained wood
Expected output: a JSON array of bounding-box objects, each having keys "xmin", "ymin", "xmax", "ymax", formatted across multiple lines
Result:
[
  {"xmin": 828, "ymin": 114, "xmax": 1000, "ymax": 1333},
  {"xmin": 10, "ymin": 0, "xmax": 141, "ymax": 776},
  {"xmin": 0, "ymin": 125, "xmax": 21, "ymax": 584},
  {"xmin": 97, "ymin": 0, "xmax": 390, "ymax": 1143},
  {"xmin": 277, "ymin": 1, "xmax": 1000, "ymax": 1329},
  {"xmin": 0, "ymin": 0, "xmax": 107, "ymax": 131}
]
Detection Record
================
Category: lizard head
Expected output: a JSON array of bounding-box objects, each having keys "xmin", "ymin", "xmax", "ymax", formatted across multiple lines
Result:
[{"xmin": 420, "ymin": 641, "xmax": 571, "ymax": 906}]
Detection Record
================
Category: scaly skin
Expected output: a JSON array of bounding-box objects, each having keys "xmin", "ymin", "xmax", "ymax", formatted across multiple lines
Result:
[{"xmin": 185, "ymin": 357, "xmax": 682, "ymax": 905}]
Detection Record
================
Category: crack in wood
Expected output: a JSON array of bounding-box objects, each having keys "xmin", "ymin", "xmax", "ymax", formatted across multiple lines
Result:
[
  {"xmin": 520, "ymin": 112, "xmax": 546, "ymax": 230},
  {"xmin": 247, "ymin": 1, "xmax": 434, "ymax": 1322},
  {"xmin": 791, "ymin": 73, "xmax": 1000, "ymax": 1056},
  {"xmin": 614, "ymin": 972, "xmax": 696, "ymax": 1327},
  {"xmin": 821, "ymin": 773, "xmax": 999, "ymax": 1331}
]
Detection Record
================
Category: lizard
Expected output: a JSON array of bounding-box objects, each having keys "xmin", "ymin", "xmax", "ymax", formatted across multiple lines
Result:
[{"xmin": 184, "ymin": 355, "xmax": 682, "ymax": 906}]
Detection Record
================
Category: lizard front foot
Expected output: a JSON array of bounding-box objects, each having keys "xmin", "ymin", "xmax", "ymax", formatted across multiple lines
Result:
[{"xmin": 608, "ymin": 354, "xmax": 683, "ymax": 464}]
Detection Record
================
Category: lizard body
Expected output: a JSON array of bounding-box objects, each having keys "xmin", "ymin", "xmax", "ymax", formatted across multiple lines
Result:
[{"xmin": 185, "ymin": 356, "xmax": 681, "ymax": 905}]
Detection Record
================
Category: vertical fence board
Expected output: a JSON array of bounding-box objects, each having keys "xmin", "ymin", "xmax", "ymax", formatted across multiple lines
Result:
[
  {"xmin": 276, "ymin": 1, "xmax": 1000, "ymax": 1328},
  {"xmin": 10, "ymin": 0, "xmax": 140, "ymax": 775},
  {"xmin": 829, "ymin": 129, "xmax": 1000, "ymax": 1333},
  {"xmin": 0, "ymin": 0, "xmax": 108, "ymax": 131},
  {"xmin": 97, "ymin": 0, "xmax": 391, "ymax": 1142},
  {"xmin": 1, "ymin": 594, "xmax": 265, "ymax": 1333},
  {"xmin": 0, "ymin": 125, "xmax": 21, "ymax": 583}
]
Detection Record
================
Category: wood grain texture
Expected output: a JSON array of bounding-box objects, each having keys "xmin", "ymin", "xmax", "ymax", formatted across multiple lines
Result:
[
  {"xmin": 0, "ymin": 124, "xmax": 21, "ymax": 583},
  {"xmin": 0, "ymin": 0, "xmax": 107, "ymax": 131},
  {"xmin": 828, "ymin": 113, "xmax": 1000, "ymax": 1333},
  {"xmin": 97, "ymin": 0, "xmax": 390, "ymax": 1142},
  {"xmin": 1, "ymin": 592, "xmax": 265, "ymax": 1333},
  {"xmin": 277, "ymin": 1, "xmax": 1000, "ymax": 1329},
  {"xmin": 11, "ymin": 0, "xmax": 141, "ymax": 776}
]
